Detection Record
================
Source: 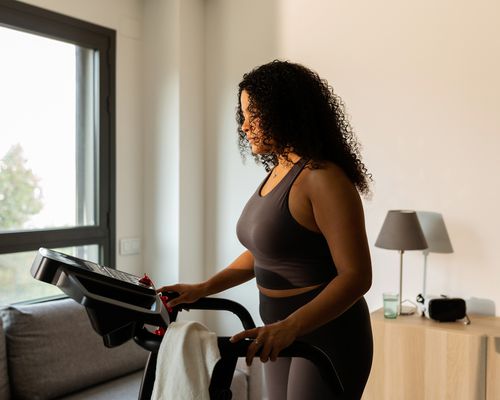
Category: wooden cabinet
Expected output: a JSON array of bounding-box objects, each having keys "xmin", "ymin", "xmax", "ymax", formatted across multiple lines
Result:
[{"xmin": 363, "ymin": 309, "xmax": 500, "ymax": 400}]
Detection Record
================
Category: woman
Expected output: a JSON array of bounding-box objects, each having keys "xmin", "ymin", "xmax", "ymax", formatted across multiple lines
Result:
[{"xmin": 158, "ymin": 60, "xmax": 373, "ymax": 400}]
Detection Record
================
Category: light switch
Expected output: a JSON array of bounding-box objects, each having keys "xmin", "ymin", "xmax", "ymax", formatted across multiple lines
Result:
[{"xmin": 119, "ymin": 237, "xmax": 141, "ymax": 256}]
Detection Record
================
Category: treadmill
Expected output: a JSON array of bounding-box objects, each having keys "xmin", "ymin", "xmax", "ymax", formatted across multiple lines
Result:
[{"xmin": 31, "ymin": 247, "xmax": 343, "ymax": 400}]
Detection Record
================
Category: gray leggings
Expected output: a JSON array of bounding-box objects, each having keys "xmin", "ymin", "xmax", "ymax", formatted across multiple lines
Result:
[{"xmin": 259, "ymin": 287, "xmax": 373, "ymax": 400}]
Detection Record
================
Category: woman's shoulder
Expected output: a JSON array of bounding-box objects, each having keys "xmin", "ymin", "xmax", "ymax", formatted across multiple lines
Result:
[
  {"xmin": 304, "ymin": 160, "xmax": 351, "ymax": 184},
  {"xmin": 302, "ymin": 160, "xmax": 358, "ymax": 199}
]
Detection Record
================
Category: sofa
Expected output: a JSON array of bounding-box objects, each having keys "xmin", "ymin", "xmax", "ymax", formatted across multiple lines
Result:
[{"xmin": 0, "ymin": 297, "xmax": 254, "ymax": 400}]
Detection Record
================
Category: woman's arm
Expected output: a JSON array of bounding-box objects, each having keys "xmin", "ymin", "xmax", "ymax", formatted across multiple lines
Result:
[
  {"xmin": 285, "ymin": 163, "xmax": 372, "ymax": 336},
  {"xmin": 157, "ymin": 250, "xmax": 255, "ymax": 307}
]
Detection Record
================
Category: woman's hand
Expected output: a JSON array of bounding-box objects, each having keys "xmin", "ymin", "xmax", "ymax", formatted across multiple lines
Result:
[
  {"xmin": 230, "ymin": 318, "xmax": 301, "ymax": 366},
  {"xmin": 156, "ymin": 283, "xmax": 207, "ymax": 308}
]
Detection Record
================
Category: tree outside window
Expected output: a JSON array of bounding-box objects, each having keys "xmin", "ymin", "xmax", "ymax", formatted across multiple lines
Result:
[{"xmin": 0, "ymin": 144, "xmax": 43, "ymax": 231}]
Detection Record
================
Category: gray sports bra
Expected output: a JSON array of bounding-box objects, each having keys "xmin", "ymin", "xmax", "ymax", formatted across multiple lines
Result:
[{"xmin": 236, "ymin": 159, "xmax": 337, "ymax": 289}]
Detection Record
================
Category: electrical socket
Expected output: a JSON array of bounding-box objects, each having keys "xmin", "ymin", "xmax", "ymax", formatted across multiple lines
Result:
[{"xmin": 119, "ymin": 237, "xmax": 141, "ymax": 256}]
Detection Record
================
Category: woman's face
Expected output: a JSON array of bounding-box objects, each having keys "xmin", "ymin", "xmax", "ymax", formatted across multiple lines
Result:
[{"xmin": 240, "ymin": 90, "xmax": 273, "ymax": 154}]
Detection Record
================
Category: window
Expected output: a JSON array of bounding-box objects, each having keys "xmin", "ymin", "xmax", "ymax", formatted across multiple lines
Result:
[{"xmin": 0, "ymin": 1, "xmax": 115, "ymax": 305}]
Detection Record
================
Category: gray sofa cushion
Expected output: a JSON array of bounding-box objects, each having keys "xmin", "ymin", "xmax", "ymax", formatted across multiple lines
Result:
[
  {"xmin": 1, "ymin": 298, "xmax": 149, "ymax": 400},
  {"xmin": 0, "ymin": 317, "xmax": 10, "ymax": 400},
  {"xmin": 58, "ymin": 370, "xmax": 143, "ymax": 400}
]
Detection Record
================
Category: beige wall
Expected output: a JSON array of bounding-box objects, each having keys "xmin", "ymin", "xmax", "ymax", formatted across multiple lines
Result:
[
  {"xmin": 142, "ymin": 0, "xmax": 206, "ymax": 323},
  {"xmin": 203, "ymin": 0, "xmax": 282, "ymax": 333},
  {"xmin": 273, "ymin": 0, "xmax": 500, "ymax": 313},
  {"xmin": 205, "ymin": 0, "xmax": 500, "ymax": 332},
  {"xmin": 19, "ymin": 1, "xmax": 500, "ymax": 330}
]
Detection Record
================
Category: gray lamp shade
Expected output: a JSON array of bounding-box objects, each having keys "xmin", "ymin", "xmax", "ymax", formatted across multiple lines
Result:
[
  {"xmin": 375, "ymin": 210, "xmax": 428, "ymax": 250},
  {"xmin": 416, "ymin": 211, "xmax": 453, "ymax": 254}
]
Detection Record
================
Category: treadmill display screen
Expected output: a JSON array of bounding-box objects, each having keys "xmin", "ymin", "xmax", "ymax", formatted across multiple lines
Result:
[{"xmin": 39, "ymin": 248, "xmax": 151, "ymax": 288}]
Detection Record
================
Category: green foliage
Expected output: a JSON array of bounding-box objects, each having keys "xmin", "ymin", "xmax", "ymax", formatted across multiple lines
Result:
[{"xmin": 0, "ymin": 144, "xmax": 43, "ymax": 229}]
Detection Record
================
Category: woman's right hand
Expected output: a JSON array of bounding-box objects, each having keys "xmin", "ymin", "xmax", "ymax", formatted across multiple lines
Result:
[{"xmin": 156, "ymin": 283, "xmax": 207, "ymax": 308}]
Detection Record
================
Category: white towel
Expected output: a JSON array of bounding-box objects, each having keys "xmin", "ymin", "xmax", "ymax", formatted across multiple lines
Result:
[{"xmin": 151, "ymin": 320, "xmax": 221, "ymax": 400}]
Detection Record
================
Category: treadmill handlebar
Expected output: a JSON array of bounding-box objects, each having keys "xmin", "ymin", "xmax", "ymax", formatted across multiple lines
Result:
[
  {"xmin": 133, "ymin": 331, "xmax": 343, "ymax": 395},
  {"xmin": 163, "ymin": 292, "xmax": 256, "ymax": 331},
  {"xmin": 137, "ymin": 294, "xmax": 343, "ymax": 394}
]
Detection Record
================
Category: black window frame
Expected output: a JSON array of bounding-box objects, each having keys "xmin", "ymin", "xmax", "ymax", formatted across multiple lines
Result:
[{"xmin": 0, "ymin": 0, "xmax": 116, "ymax": 266}]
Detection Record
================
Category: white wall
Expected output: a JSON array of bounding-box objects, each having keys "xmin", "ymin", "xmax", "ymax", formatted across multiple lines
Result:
[
  {"xmin": 203, "ymin": 0, "xmax": 281, "ymax": 334},
  {"xmin": 205, "ymin": 0, "xmax": 500, "ymax": 323},
  {"xmin": 22, "ymin": 0, "xmax": 500, "ymax": 328},
  {"xmin": 142, "ymin": 0, "xmax": 205, "ymax": 289},
  {"xmin": 142, "ymin": 0, "xmax": 206, "ymax": 323},
  {"xmin": 275, "ymin": 0, "xmax": 500, "ymax": 313}
]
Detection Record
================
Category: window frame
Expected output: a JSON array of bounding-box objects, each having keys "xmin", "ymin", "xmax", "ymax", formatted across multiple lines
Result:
[{"xmin": 0, "ymin": 0, "xmax": 116, "ymax": 266}]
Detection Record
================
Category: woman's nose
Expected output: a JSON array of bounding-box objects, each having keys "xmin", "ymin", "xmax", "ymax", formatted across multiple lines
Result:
[{"xmin": 242, "ymin": 120, "xmax": 250, "ymax": 133}]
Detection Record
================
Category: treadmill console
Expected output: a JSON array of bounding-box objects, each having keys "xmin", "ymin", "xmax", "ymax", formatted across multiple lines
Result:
[
  {"xmin": 31, "ymin": 248, "xmax": 169, "ymax": 347},
  {"xmin": 31, "ymin": 247, "xmax": 155, "ymax": 294}
]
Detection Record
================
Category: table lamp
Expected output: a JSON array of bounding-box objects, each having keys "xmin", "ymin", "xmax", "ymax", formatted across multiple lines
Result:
[
  {"xmin": 416, "ymin": 211, "xmax": 453, "ymax": 298},
  {"xmin": 375, "ymin": 210, "xmax": 428, "ymax": 315}
]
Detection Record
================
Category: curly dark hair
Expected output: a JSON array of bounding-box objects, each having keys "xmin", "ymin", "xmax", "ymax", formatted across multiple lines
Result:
[{"xmin": 236, "ymin": 60, "xmax": 372, "ymax": 195}]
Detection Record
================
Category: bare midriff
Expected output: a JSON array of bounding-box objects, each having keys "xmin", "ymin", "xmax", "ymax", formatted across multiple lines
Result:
[{"xmin": 257, "ymin": 283, "xmax": 324, "ymax": 298}]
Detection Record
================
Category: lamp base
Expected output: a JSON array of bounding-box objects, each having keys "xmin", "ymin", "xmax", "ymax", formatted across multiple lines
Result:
[
  {"xmin": 399, "ymin": 299, "xmax": 417, "ymax": 316},
  {"xmin": 399, "ymin": 306, "xmax": 416, "ymax": 315}
]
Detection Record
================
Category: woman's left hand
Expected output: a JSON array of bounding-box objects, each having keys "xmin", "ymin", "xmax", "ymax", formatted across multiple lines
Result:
[{"xmin": 230, "ymin": 318, "xmax": 301, "ymax": 365}]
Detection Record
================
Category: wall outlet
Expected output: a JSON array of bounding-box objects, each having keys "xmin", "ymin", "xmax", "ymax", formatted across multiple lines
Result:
[{"xmin": 119, "ymin": 237, "xmax": 141, "ymax": 256}]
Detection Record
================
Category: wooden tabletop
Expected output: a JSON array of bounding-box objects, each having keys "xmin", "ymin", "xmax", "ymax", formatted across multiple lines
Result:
[{"xmin": 371, "ymin": 308, "xmax": 500, "ymax": 336}]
